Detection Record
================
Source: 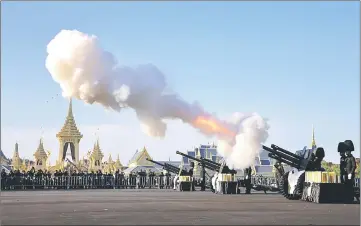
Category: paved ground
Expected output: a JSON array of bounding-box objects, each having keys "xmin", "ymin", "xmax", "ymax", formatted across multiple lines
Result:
[{"xmin": 0, "ymin": 189, "xmax": 359, "ymax": 225}]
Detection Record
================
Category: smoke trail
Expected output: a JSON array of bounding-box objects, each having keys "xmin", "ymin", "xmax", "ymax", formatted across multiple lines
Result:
[{"xmin": 45, "ymin": 29, "xmax": 269, "ymax": 169}]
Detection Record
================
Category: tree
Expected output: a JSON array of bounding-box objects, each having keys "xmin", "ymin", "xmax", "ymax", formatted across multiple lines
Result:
[
  {"xmin": 355, "ymin": 161, "xmax": 360, "ymax": 178},
  {"xmin": 321, "ymin": 161, "xmax": 340, "ymax": 176}
]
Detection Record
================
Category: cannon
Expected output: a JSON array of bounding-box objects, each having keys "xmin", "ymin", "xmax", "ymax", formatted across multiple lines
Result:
[
  {"xmin": 146, "ymin": 158, "xmax": 194, "ymax": 191},
  {"xmin": 176, "ymin": 151, "xmax": 240, "ymax": 194},
  {"xmin": 176, "ymin": 151, "xmax": 218, "ymax": 192},
  {"xmin": 176, "ymin": 151, "xmax": 278, "ymax": 194},
  {"xmin": 262, "ymin": 144, "xmax": 355, "ymax": 203}
]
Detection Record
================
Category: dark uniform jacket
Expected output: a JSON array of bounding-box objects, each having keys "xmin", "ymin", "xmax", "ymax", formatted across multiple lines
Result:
[
  {"xmin": 345, "ymin": 155, "xmax": 356, "ymax": 177},
  {"xmin": 244, "ymin": 167, "xmax": 252, "ymax": 179},
  {"xmin": 188, "ymin": 168, "xmax": 194, "ymax": 177}
]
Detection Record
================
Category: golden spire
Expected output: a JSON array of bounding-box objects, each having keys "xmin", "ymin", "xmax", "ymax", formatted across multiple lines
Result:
[
  {"xmin": 67, "ymin": 98, "xmax": 73, "ymax": 118},
  {"xmin": 90, "ymin": 139, "xmax": 104, "ymax": 160},
  {"xmin": 115, "ymin": 154, "xmax": 123, "ymax": 168},
  {"xmin": 96, "ymin": 138, "xmax": 100, "ymax": 149},
  {"xmin": 34, "ymin": 137, "xmax": 48, "ymax": 159},
  {"xmin": 14, "ymin": 142, "xmax": 19, "ymax": 155},
  {"xmin": 311, "ymin": 125, "xmax": 316, "ymax": 149},
  {"xmin": 56, "ymin": 98, "xmax": 83, "ymax": 138},
  {"xmin": 12, "ymin": 142, "xmax": 21, "ymax": 170}
]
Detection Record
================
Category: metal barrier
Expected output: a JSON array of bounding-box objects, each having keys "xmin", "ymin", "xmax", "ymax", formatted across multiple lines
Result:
[
  {"xmin": 1, "ymin": 175, "xmax": 358, "ymax": 191},
  {"xmin": 236, "ymin": 176, "xmax": 278, "ymax": 187},
  {"xmin": 0, "ymin": 175, "xmax": 176, "ymax": 191}
]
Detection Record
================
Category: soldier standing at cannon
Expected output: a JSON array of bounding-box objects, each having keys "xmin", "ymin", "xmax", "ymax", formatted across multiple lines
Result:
[
  {"xmin": 189, "ymin": 162, "xmax": 195, "ymax": 191},
  {"xmin": 344, "ymin": 140, "xmax": 356, "ymax": 202},
  {"xmin": 244, "ymin": 167, "xmax": 252, "ymax": 194},
  {"xmin": 338, "ymin": 142, "xmax": 347, "ymax": 184}
]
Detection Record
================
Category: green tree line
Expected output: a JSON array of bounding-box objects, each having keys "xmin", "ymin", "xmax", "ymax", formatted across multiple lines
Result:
[{"xmin": 321, "ymin": 161, "xmax": 360, "ymax": 178}]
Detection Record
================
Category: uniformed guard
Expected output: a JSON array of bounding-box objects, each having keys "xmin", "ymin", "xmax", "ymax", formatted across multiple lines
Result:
[
  {"xmin": 338, "ymin": 142, "xmax": 347, "ymax": 183},
  {"xmin": 244, "ymin": 167, "xmax": 252, "ymax": 194},
  {"xmin": 274, "ymin": 160, "xmax": 284, "ymax": 188},
  {"xmin": 211, "ymin": 172, "xmax": 218, "ymax": 193},
  {"xmin": 158, "ymin": 172, "xmax": 164, "ymax": 189},
  {"xmin": 189, "ymin": 162, "xmax": 195, "ymax": 191},
  {"xmin": 344, "ymin": 140, "xmax": 356, "ymax": 202}
]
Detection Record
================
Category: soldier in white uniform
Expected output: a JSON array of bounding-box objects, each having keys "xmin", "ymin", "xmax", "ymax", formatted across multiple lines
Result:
[
  {"xmin": 173, "ymin": 175, "xmax": 179, "ymax": 190},
  {"xmin": 211, "ymin": 172, "xmax": 219, "ymax": 193}
]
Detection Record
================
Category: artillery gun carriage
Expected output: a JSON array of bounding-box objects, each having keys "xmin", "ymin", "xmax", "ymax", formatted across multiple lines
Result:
[
  {"xmin": 176, "ymin": 151, "xmax": 238, "ymax": 194},
  {"xmin": 263, "ymin": 143, "xmax": 358, "ymax": 203},
  {"xmin": 146, "ymin": 158, "xmax": 194, "ymax": 191}
]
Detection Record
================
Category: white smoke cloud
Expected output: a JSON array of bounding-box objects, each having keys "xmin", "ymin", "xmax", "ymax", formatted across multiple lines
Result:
[
  {"xmin": 218, "ymin": 113, "xmax": 269, "ymax": 169},
  {"xmin": 45, "ymin": 29, "xmax": 270, "ymax": 169}
]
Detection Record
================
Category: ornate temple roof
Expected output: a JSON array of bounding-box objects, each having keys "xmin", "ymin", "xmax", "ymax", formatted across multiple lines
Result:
[
  {"xmin": 0, "ymin": 149, "xmax": 8, "ymax": 160},
  {"xmin": 0, "ymin": 149, "xmax": 10, "ymax": 166},
  {"xmin": 34, "ymin": 139, "xmax": 48, "ymax": 159},
  {"xmin": 114, "ymin": 154, "xmax": 123, "ymax": 168},
  {"xmin": 128, "ymin": 147, "xmax": 153, "ymax": 168},
  {"xmin": 128, "ymin": 150, "xmax": 141, "ymax": 165},
  {"xmin": 108, "ymin": 154, "xmax": 113, "ymax": 163},
  {"xmin": 90, "ymin": 140, "xmax": 104, "ymax": 160},
  {"xmin": 56, "ymin": 99, "xmax": 83, "ymax": 139}
]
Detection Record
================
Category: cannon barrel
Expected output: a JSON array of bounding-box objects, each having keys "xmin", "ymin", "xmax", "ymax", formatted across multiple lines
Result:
[
  {"xmin": 164, "ymin": 163, "xmax": 189, "ymax": 175},
  {"xmin": 146, "ymin": 158, "xmax": 185, "ymax": 174},
  {"xmin": 200, "ymin": 162, "xmax": 219, "ymax": 171},
  {"xmin": 146, "ymin": 158, "xmax": 165, "ymax": 167},
  {"xmin": 199, "ymin": 157, "xmax": 223, "ymax": 171},
  {"xmin": 262, "ymin": 145, "xmax": 302, "ymax": 166},
  {"xmin": 268, "ymin": 153, "xmax": 299, "ymax": 168},
  {"xmin": 176, "ymin": 151, "xmax": 220, "ymax": 171},
  {"xmin": 271, "ymin": 144, "xmax": 303, "ymax": 160},
  {"xmin": 176, "ymin": 151, "xmax": 202, "ymax": 162},
  {"xmin": 201, "ymin": 157, "xmax": 221, "ymax": 167},
  {"xmin": 164, "ymin": 163, "xmax": 179, "ymax": 171}
]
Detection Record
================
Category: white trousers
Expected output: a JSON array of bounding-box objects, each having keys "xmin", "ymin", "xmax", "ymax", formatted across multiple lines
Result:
[{"xmin": 173, "ymin": 176, "xmax": 179, "ymax": 190}]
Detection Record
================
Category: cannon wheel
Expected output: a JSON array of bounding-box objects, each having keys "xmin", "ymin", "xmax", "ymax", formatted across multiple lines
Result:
[
  {"xmin": 292, "ymin": 172, "xmax": 305, "ymax": 200},
  {"xmin": 279, "ymin": 172, "xmax": 289, "ymax": 198},
  {"xmin": 283, "ymin": 172, "xmax": 304, "ymax": 200}
]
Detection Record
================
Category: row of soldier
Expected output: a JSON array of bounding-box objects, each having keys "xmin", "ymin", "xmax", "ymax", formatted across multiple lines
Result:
[{"xmin": 1, "ymin": 168, "xmax": 175, "ymax": 190}]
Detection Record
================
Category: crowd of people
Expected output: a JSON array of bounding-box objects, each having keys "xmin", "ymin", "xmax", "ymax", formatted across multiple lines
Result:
[{"xmin": 0, "ymin": 167, "xmax": 174, "ymax": 191}]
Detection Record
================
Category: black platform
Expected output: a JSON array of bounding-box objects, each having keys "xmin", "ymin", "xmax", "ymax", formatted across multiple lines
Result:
[
  {"xmin": 179, "ymin": 181, "xmax": 193, "ymax": 191},
  {"xmin": 219, "ymin": 181, "xmax": 238, "ymax": 194},
  {"xmin": 301, "ymin": 182, "xmax": 354, "ymax": 203}
]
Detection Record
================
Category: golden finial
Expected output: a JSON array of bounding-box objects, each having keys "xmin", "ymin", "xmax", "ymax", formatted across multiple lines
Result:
[
  {"xmin": 311, "ymin": 125, "xmax": 316, "ymax": 149},
  {"xmin": 67, "ymin": 98, "xmax": 73, "ymax": 117}
]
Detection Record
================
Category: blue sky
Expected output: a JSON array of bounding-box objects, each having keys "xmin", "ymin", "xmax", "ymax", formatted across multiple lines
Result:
[{"xmin": 1, "ymin": 1, "xmax": 360, "ymax": 164}]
